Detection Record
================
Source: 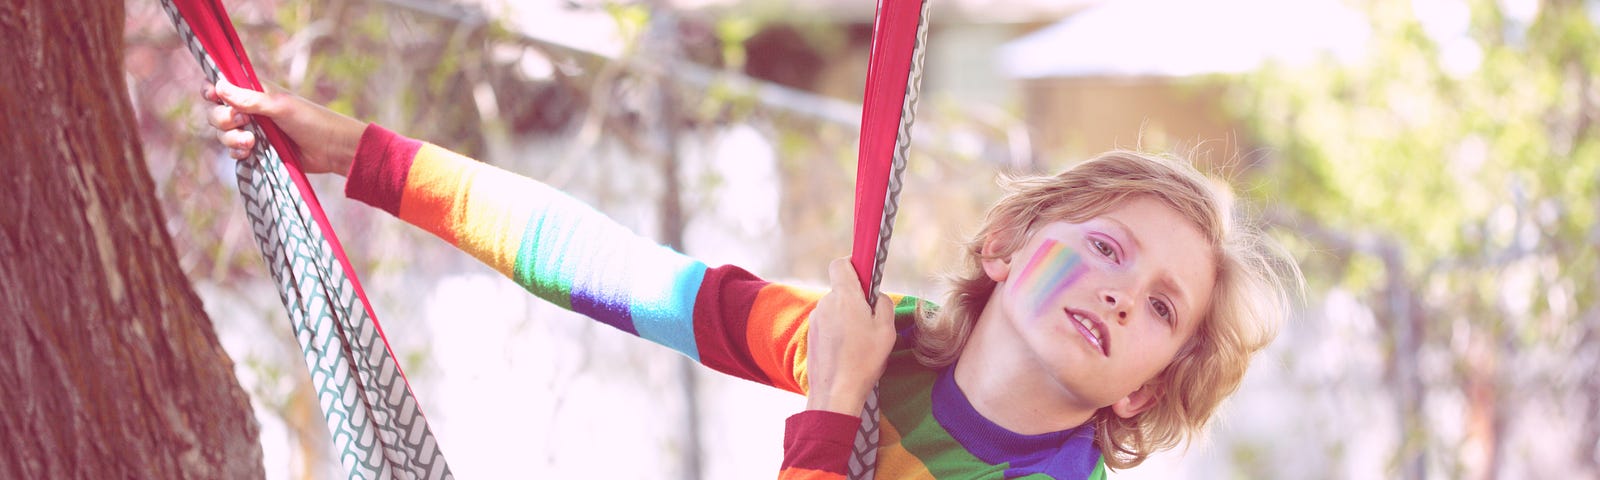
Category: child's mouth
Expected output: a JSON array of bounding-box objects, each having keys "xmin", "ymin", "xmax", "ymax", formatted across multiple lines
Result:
[{"xmin": 1066, "ymin": 309, "xmax": 1109, "ymax": 356}]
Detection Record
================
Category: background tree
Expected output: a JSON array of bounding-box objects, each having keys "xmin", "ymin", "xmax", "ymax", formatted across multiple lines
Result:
[
  {"xmin": 1228, "ymin": 0, "xmax": 1599, "ymax": 477},
  {"xmin": 0, "ymin": 0, "xmax": 263, "ymax": 477}
]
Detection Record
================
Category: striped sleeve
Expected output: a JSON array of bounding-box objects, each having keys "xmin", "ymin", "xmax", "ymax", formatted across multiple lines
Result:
[
  {"xmin": 779, "ymin": 410, "xmax": 858, "ymax": 480},
  {"xmin": 344, "ymin": 124, "xmax": 820, "ymax": 392}
]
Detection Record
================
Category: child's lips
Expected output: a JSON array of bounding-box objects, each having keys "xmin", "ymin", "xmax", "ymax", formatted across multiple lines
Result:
[{"xmin": 1065, "ymin": 308, "xmax": 1109, "ymax": 356}]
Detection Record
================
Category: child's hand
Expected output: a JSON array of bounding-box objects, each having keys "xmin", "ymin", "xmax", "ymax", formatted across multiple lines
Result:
[
  {"xmin": 201, "ymin": 79, "xmax": 366, "ymax": 176},
  {"xmin": 804, "ymin": 257, "xmax": 898, "ymax": 415}
]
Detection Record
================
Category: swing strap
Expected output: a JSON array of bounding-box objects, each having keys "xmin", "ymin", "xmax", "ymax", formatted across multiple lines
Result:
[
  {"xmin": 849, "ymin": 0, "xmax": 932, "ymax": 478},
  {"xmin": 158, "ymin": 1, "xmax": 452, "ymax": 478}
]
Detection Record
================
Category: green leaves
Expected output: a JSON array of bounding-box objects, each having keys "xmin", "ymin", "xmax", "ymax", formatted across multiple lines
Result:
[
  {"xmin": 1236, "ymin": 0, "xmax": 1597, "ymax": 270},
  {"xmin": 1227, "ymin": 0, "xmax": 1599, "ymax": 474}
]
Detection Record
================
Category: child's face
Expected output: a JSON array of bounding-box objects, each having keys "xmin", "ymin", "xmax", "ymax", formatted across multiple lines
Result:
[{"xmin": 985, "ymin": 196, "xmax": 1215, "ymax": 416}]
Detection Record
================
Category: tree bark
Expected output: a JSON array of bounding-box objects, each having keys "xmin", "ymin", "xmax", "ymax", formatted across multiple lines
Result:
[
  {"xmin": 0, "ymin": 0, "xmax": 264, "ymax": 478},
  {"xmin": 644, "ymin": 5, "xmax": 703, "ymax": 479}
]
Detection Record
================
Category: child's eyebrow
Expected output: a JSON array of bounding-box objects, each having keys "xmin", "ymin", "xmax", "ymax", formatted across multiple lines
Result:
[{"xmin": 1101, "ymin": 217, "xmax": 1140, "ymax": 251}]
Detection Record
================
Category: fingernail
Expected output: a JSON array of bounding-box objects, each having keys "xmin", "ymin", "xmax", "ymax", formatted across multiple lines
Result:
[{"xmin": 233, "ymin": 113, "xmax": 247, "ymax": 124}]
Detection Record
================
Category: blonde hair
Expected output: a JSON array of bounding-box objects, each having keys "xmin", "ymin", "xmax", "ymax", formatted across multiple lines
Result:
[{"xmin": 912, "ymin": 150, "xmax": 1299, "ymax": 469}]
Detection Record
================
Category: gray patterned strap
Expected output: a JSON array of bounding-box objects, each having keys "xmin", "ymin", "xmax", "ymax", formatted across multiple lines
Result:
[
  {"xmin": 158, "ymin": 1, "xmax": 452, "ymax": 478},
  {"xmin": 850, "ymin": 1, "xmax": 933, "ymax": 479}
]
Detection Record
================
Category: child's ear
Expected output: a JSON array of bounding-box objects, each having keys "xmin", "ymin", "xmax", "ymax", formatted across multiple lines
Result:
[
  {"xmin": 979, "ymin": 235, "xmax": 1012, "ymax": 282},
  {"xmin": 1111, "ymin": 382, "xmax": 1163, "ymax": 419}
]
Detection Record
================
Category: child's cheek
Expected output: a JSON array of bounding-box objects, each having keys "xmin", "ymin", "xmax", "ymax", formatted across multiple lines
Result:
[{"xmin": 1010, "ymin": 238, "xmax": 1087, "ymax": 315}]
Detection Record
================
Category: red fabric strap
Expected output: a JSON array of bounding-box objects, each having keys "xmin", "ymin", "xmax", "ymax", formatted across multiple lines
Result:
[
  {"xmin": 850, "ymin": 0, "xmax": 923, "ymax": 298},
  {"xmin": 168, "ymin": 0, "xmax": 401, "ymax": 369}
]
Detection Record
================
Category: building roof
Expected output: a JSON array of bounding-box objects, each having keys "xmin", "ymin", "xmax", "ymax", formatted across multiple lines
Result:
[
  {"xmin": 999, "ymin": 0, "xmax": 1369, "ymax": 78},
  {"xmin": 673, "ymin": 0, "xmax": 1099, "ymax": 23}
]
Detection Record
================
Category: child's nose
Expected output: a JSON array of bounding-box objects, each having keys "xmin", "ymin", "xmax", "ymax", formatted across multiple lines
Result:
[{"xmin": 1101, "ymin": 291, "xmax": 1130, "ymax": 323}]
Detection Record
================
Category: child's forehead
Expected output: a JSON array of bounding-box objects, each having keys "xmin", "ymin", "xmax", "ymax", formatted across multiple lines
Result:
[
  {"xmin": 1030, "ymin": 197, "xmax": 1196, "ymax": 234},
  {"xmin": 1026, "ymin": 214, "xmax": 1116, "ymax": 238},
  {"xmin": 1027, "ymin": 219, "xmax": 1086, "ymax": 238}
]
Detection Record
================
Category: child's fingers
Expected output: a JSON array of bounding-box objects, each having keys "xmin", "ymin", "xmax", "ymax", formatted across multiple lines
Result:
[
  {"xmin": 214, "ymin": 78, "xmax": 273, "ymax": 116},
  {"xmin": 826, "ymin": 257, "xmax": 869, "ymax": 305},
  {"xmin": 201, "ymin": 84, "xmax": 220, "ymax": 104},
  {"xmin": 874, "ymin": 293, "xmax": 895, "ymax": 321},
  {"xmin": 218, "ymin": 128, "xmax": 256, "ymax": 152},
  {"xmin": 826, "ymin": 257, "xmax": 856, "ymax": 288},
  {"xmin": 826, "ymin": 257, "xmax": 896, "ymax": 332},
  {"xmin": 209, "ymin": 104, "xmax": 249, "ymax": 130}
]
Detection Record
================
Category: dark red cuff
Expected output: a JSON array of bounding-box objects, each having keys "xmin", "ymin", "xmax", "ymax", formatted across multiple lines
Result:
[
  {"xmin": 345, "ymin": 123, "xmax": 421, "ymax": 217},
  {"xmin": 781, "ymin": 410, "xmax": 862, "ymax": 475}
]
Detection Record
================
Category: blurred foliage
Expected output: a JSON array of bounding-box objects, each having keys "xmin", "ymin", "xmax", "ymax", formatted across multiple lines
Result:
[{"xmin": 1224, "ymin": 0, "xmax": 1599, "ymax": 476}]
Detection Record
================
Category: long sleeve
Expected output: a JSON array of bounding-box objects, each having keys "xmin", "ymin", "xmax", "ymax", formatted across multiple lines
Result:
[
  {"xmin": 343, "ymin": 125, "xmax": 1122, "ymax": 479},
  {"xmin": 779, "ymin": 410, "xmax": 860, "ymax": 479},
  {"xmin": 345, "ymin": 124, "xmax": 830, "ymax": 393}
]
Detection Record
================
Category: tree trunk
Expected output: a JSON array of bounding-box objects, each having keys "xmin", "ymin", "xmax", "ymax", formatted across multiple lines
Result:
[
  {"xmin": 643, "ymin": 4, "xmax": 701, "ymax": 478},
  {"xmin": 0, "ymin": 0, "xmax": 264, "ymax": 478}
]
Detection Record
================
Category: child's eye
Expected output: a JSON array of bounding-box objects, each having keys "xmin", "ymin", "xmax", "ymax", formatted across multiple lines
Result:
[
  {"xmin": 1091, "ymin": 239, "xmax": 1117, "ymax": 261},
  {"xmin": 1150, "ymin": 298, "xmax": 1173, "ymax": 323}
]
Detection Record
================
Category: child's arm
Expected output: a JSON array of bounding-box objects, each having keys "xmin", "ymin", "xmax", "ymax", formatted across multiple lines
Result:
[
  {"xmin": 779, "ymin": 258, "xmax": 896, "ymax": 479},
  {"xmin": 345, "ymin": 122, "xmax": 850, "ymax": 390},
  {"xmin": 203, "ymin": 79, "xmax": 829, "ymax": 392}
]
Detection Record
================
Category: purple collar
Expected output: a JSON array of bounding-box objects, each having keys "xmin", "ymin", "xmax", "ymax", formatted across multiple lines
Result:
[{"xmin": 931, "ymin": 365, "xmax": 1102, "ymax": 478}]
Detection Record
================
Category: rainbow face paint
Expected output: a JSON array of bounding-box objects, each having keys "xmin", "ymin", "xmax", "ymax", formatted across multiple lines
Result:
[{"xmin": 1011, "ymin": 238, "xmax": 1087, "ymax": 315}]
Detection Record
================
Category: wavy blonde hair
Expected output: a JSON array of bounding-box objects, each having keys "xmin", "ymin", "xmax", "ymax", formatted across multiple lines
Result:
[{"xmin": 912, "ymin": 150, "xmax": 1299, "ymax": 469}]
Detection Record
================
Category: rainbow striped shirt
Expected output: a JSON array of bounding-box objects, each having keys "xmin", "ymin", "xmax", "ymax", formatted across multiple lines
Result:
[{"xmin": 345, "ymin": 124, "xmax": 1108, "ymax": 479}]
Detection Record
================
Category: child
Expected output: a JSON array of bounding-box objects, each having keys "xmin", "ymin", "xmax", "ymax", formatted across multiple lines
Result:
[{"xmin": 203, "ymin": 78, "xmax": 1297, "ymax": 479}]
